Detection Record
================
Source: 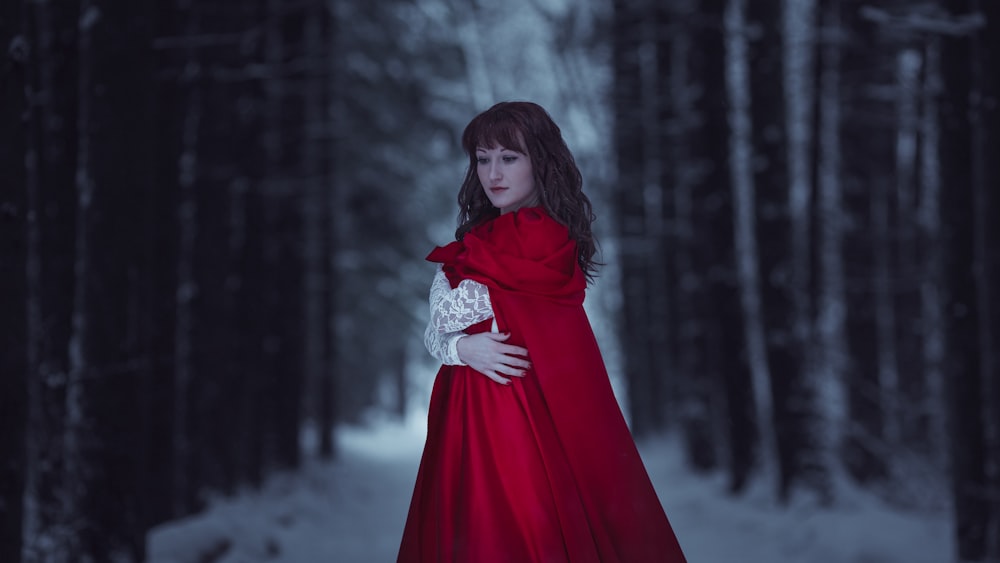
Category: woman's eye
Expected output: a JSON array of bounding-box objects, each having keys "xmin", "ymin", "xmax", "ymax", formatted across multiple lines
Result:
[
  {"xmin": 502, "ymin": 155, "xmax": 517, "ymax": 163},
  {"xmin": 476, "ymin": 157, "xmax": 488, "ymax": 165}
]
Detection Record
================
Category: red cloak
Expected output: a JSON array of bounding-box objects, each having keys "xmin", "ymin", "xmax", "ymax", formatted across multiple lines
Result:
[{"xmin": 397, "ymin": 207, "xmax": 686, "ymax": 562}]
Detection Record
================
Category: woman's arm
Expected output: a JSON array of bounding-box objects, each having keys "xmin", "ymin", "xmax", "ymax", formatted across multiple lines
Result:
[
  {"xmin": 423, "ymin": 266, "xmax": 530, "ymax": 383},
  {"xmin": 428, "ymin": 266, "xmax": 493, "ymax": 333},
  {"xmin": 423, "ymin": 266, "xmax": 487, "ymax": 365},
  {"xmin": 423, "ymin": 322, "xmax": 467, "ymax": 366}
]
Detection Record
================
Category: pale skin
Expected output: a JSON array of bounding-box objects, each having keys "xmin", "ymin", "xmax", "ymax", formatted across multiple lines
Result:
[
  {"xmin": 455, "ymin": 144, "xmax": 538, "ymax": 385},
  {"xmin": 456, "ymin": 333, "xmax": 531, "ymax": 385}
]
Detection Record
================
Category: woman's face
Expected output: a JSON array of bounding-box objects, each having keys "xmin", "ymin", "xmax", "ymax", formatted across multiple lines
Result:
[{"xmin": 476, "ymin": 144, "xmax": 538, "ymax": 214}]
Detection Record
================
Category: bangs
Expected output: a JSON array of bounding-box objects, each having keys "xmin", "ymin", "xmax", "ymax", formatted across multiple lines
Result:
[{"xmin": 462, "ymin": 110, "xmax": 528, "ymax": 155}]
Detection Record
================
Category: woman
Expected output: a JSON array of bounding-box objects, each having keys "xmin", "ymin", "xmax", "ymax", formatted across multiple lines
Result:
[{"xmin": 398, "ymin": 101, "xmax": 686, "ymax": 562}]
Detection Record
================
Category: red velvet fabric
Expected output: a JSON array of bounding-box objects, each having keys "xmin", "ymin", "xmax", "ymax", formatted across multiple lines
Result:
[{"xmin": 398, "ymin": 207, "xmax": 686, "ymax": 562}]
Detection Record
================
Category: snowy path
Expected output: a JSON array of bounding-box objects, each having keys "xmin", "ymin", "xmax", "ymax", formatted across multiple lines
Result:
[{"xmin": 148, "ymin": 415, "xmax": 952, "ymax": 563}]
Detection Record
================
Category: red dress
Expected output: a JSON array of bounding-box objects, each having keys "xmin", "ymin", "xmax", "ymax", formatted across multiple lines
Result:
[{"xmin": 397, "ymin": 208, "xmax": 686, "ymax": 562}]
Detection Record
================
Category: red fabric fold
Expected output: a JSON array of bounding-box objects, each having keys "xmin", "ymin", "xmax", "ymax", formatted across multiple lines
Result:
[{"xmin": 399, "ymin": 208, "xmax": 686, "ymax": 563}]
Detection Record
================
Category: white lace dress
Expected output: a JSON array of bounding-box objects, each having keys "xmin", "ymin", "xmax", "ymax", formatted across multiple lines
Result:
[{"xmin": 423, "ymin": 265, "xmax": 497, "ymax": 365}]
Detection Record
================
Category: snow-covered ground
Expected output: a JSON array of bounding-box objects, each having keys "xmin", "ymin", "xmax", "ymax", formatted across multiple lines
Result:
[{"xmin": 147, "ymin": 413, "xmax": 952, "ymax": 563}]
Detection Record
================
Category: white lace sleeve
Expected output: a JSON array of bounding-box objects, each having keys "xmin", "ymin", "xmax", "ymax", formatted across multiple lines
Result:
[
  {"xmin": 423, "ymin": 266, "xmax": 495, "ymax": 365},
  {"xmin": 424, "ymin": 324, "xmax": 467, "ymax": 366},
  {"xmin": 428, "ymin": 266, "xmax": 493, "ymax": 333}
]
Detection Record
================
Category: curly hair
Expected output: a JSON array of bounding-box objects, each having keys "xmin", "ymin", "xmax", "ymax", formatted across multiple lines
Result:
[{"xmin": 455, "ymin": 101, "xmax": 599, "ymax": 282}]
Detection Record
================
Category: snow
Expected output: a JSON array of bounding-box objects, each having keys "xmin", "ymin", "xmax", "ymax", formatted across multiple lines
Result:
[{"xmin": 147, "ymin": 412, "xmax": 952, "ymax": 563}]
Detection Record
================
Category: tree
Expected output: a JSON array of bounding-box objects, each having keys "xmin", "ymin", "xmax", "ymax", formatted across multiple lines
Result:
[
  {"xmin": 975, "ymin": 0, "xmax": 1000, "ymax": 552},
  {"xmin": 611, "ymin": 0, "xmax": 657, "ymax": 438},
  {"xmin": 0, "ymin": 3, "xmax": 28, "ymax": 559},
  {"xmin": 60, "ymin": 0, "xmax": 157, "ymax": 558},
  {"xmin": 812, "ymin": 0, "xmax": 849, "ymax": 502},
  {"xmin": 839, "ymin": 0, "xmax": 899, "ymax": 484},
  {"xmin": 21, "ymin": 1, "xmax": 82, "ymax": 560},
  {"xmin": 940, "ymin": 0, "xmax": 999, "ymax": 559},
  {"xmin": 745, "ymin": 0, "xmax": 818, "ymax": 501}
]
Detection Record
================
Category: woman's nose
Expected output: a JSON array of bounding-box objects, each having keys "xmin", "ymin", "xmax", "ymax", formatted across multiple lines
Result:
[{"xmin": 489, "ymin": 162, "xmax": 502, "ymax": 181}]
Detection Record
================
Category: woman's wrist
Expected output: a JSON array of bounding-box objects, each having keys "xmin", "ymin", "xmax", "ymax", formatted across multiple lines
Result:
[{"xmin": 449, "ymin": 334, "xmax": 468, "ymax": 366}]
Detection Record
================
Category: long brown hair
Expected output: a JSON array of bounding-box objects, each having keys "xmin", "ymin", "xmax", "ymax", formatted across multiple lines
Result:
[{"xmin": 455, "ymin": 101, "xmax": 599, "ymax": 281}]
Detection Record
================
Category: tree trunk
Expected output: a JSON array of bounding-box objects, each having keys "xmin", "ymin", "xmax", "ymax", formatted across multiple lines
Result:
[
  {"xmin": 748, "ymin": 0, "xmax": 803, "ymax": 499},
  {"xmin": 319, "ymin": 3, "xmax": 344, "ymax": 460},
  {"xmin": 813, "ymin": 0, "xmax": 849, "ymax": 503},
  {"xmin": 641, "ymin": 1, "xmax": 671, "ymax": 434},
  {"xmin": 667, "ymin": 0, "xmax": 724, "ymax": 474},
  {"xmin": 970, "ymin": 0, "xmax": 1000, "ymax": 555},
  {"xmin": 0, "ymin": 3, "xmax": 28, "ymax": 559},
  {"xmin": 301, "ymin": 0, "xmax": 332, "ymax": 442},
  {"xmin": 840, "ymin": 0, "xmax": 895, "ymax": 483},
  {"xmin": 892, "ymin": 45, "xmax": 927, "ymax": 455},
  {"xmin": 63, "ymin": 0, "xmax": 155, "ymax": 559},
  {"xmin": 262, "ymin": 0, "xmax": 305, "ymax": 470},
  {"xmin": 612, "ymin": 0, "xmax": 654, "ymax": 436},
  {"xmin": 170, "ymin": 6, "xmax": 202, "ymax": 516},
  {"xmin": 716, "ymin": 0, "xmax": 760, "ymax": 492},
  {"xmin": 662, "ymin": 3, "xmax": 694, "ymax": 442},
  {"xmin": 939, "ymin": 0, "xmax": 987, "ymax": 557},
  {"xmin": 691, "ymin": 0, "xmax": 756, "ymax": 493},
  {"xmin": 917, "ymin": 38, "xmax": 947, "ymax": 471},
  {"xmin": 21, "ymin": 1, "xmax": 80, "ymax": 559}
]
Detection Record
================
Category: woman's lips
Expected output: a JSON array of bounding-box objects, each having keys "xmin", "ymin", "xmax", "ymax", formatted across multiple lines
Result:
[{"xmin": 489, "ymin": 186, "xmax": 508, "ymax": 193}]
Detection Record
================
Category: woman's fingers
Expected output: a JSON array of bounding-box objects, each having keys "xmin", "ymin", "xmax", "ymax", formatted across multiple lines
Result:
[
  {"xmin": 494, "ymin": 363, "xmax": 527, "ymax": 377},
  {"xmin": 483, "ymin": 332, "xmax": 511, "ymax": 341},
  {"xmin": 457, "ymin": 332, "xmax": 532, "ymax": 385},
  {"xmin": 484, "ymin": 370, "xmax": 511, "ymax": 385},
  {"xmin": 502, "ymin": 355, "xmax": 532, "ymax": 370},
  {"xmin": 500, "ymin": 343, "xmax": 529, "ymax": 357}
]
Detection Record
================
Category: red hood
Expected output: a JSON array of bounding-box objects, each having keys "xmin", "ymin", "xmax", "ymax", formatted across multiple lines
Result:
[{"xmin": 426, "ymin": 207, "xmax": 586, "ymax": 303}]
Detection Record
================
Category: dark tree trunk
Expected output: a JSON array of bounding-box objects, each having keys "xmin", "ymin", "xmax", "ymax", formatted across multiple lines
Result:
[
  {"xmin": 676, "ymin": 0, "xmax": 755, "ymax": 480},
  {"xmin": 660, "ymin": 3, "xmax": 693, "ymax": 445},
  {"xmin": 301, "ymin": 0, "xmax": 334, "ymax": 443},
  {"xmin": 189, "ymin": 0, "xmax": 262, "ymax": 493},
  {"xmin": 21, "ymin": 1, "xmax": 80, "ymax": 559},
  {"xmin": 141, "ymin": 0, "xmax": 191, "ymax": 527},
  {"xmin": 939, "ymin": 0, "xmax": 988, "ymax": 558},
  {"xmin": 702, "ymin": 0, "xmax": 758, "ymax": 491},
  {"xmin": 612, "ymin": 0, "xmax": 656, "ymax": 437},
  {"xmin": 262, "ymin": 0, "xmax": 306, "ymax": 471},
  {"xmin": 747, "ymin": 0, "xmax": 810, "ymax": 501},
  {"xmin": 162, "ymin": 0, "xmax": 204, "ymax": 516},
  {"xmin": 641, "ymin": 1, "xmax": 672, "ymax": 434},
  {"xmin": 892, "ymin": 43, "xmax": 927, "ymax": 454},
  {"xmin": 976, "ymin": 0, "xmax": 1000, "ymax": 555},
  {"xmin": 0, "ymin": 3, "xmax": 28, "ymax": 559},
  {"xmin": 812, "ymin": 0, "xmax": 849, "ymax": 502},
  {"xmin": 970, "ymin": 0, "xmax": 1000, "ymax": 556},
  {"xmin": 63, "ymin": 0, "xmax": 155, "ymax": 558},
  {"xmin": 916, "ymin": 38, "xmax": 948, "ymax": 471},
  {"xmin": 319, "ymin": 5, "xmax": 343, "ymax": 460},
  {"xmin": 840, "ymin": 0, "xmax": 895, "ymax": 483}
]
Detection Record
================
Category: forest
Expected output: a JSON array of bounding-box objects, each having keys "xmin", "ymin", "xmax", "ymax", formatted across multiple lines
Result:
[{"xmin": 1, "ymin": 0, "xmax": 998, "ymax": 561}]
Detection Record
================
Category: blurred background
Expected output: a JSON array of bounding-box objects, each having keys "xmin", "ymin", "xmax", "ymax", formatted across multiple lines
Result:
[{"xmin": 1, "ymin": 0, "xmax": 998, "ymax": 562}]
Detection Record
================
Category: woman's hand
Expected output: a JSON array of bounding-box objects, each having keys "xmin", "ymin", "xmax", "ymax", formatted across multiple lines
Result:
[{"xmin": 456, "ymin": 332, "xmax": 531, "ymax": 385}]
